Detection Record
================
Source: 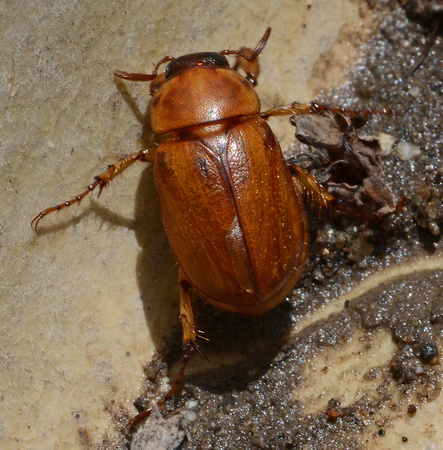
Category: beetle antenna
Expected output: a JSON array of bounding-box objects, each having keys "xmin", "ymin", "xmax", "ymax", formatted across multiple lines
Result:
[
  {"xmin": 220, "ymin": 27, "xmax": 272, "ymax": 62},
  {"xmin": 221, "ymin": 27, "xmax": 272, "ymax": 86},
  {"xmin": 249, "ymin": 27, "xmax": 272, "ymax": 60}
]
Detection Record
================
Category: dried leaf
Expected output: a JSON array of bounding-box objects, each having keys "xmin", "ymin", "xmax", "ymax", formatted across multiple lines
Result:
[{"xmin": 291, "ymin": 112, "xmax": 396, "ymax": 217}]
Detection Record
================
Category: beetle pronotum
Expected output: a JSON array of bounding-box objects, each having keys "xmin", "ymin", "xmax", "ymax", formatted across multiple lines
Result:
[{"xmin": 32, "ymin": 28, "xmax": 393, "ymax": 433}]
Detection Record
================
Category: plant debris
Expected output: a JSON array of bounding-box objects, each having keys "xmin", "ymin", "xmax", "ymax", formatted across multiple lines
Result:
[{"xmin": 290, "ymin": 111, "xmax": 396, "ymax": 217}]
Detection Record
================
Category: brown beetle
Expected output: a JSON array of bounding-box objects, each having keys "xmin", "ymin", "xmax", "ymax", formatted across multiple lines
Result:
[{"xmin": 31, "ymin": 28, "xmax": 393, "ymax": 432}]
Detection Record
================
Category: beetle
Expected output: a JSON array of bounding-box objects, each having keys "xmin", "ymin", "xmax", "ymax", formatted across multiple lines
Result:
[{"xmin": 31, "ymin": 28, "xmax": 393, "ymax": 432}]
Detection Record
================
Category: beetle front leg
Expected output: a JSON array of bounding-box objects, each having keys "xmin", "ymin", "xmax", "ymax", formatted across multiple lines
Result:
[{"xmin": 31, "ymin": 148, "xmax": 154, "ymax": 230}]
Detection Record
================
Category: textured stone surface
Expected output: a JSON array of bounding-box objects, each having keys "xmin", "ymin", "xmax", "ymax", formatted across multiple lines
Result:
[{"xmin": 1, "ymin": 1, "xmax": 441, "ymax": 448}]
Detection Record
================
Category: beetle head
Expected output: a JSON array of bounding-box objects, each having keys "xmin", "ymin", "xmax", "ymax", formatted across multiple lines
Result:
[{"xmin": 165, "ymin": 52, "xmax": 230, "ymax": 80}]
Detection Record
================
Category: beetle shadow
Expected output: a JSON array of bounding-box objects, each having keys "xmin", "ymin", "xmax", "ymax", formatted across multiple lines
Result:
[
  {"xmin": 133, "ymin": 165, "xmax": 181, "ymax": 351},
  {"xmin": 114, "ymin": 76, "xmax": 158, "ymax": 148},
  {"xmin": 183, "ymin": 300, "xmax": 294, "ymax": 394},
  {"xmin": 116, "ymin": 71, "xmax": 182, "ymax": 352}
]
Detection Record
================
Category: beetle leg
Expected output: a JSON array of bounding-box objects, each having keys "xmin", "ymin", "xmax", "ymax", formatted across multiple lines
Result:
[
  {"xmin": 261, "ymin": 101, "xmax": 395, "ymax": 119},
  {"xmin": 127, "ymin": 269, "xmax": 200, "ymax": 436},
  {"xmin": 127, "ymin": 343, "xmax": 193, "ymax": 437},
  {"xmin": 178, "ymin": 269, "xmax": 200, "ymax": 349},
  {"xmin": 115, "ymin": 56, "xmax": 175, "ymax": 82},
  {"xmin": 398, "ymin": 18, "xmax": 439, "ymax": 82},
  {"xmin": 288, "ymin": 162, "xmax": 355, "ymax": 221},
  {"xmin": 287, "ymin": 162, "xmax": 379, "ymax": 220},
  {"xmin": 287, "ymin": 163, "xmax": 335, "ymax": 213},
  {"xmin": 31, "ymin": 148, "xmax": 154, "ymax": 230}
]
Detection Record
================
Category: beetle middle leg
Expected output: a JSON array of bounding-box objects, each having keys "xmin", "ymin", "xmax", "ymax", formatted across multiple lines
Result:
[
  {"xmin": 128, "ymin": 269, "xmax": 202, "ymax": 435},
  {"xmin": 261, "ymin": 101, "xmax": 395, "ymax": 119},
  {"xmin": 31, "ymin": 148, "xmax": 154, "ymax": 230}
]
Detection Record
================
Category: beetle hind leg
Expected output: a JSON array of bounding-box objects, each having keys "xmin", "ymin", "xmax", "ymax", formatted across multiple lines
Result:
[
  {"xmin": 287, "ymin": 163, "xmax": 335, "ymax": 214},
  {"xmin": 127, "ymin": 269, "xmax": 202, "ymax": 437},
  {"xmin": 288, "ymin": 162, "xmax": 381, "ymax": 221}
]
